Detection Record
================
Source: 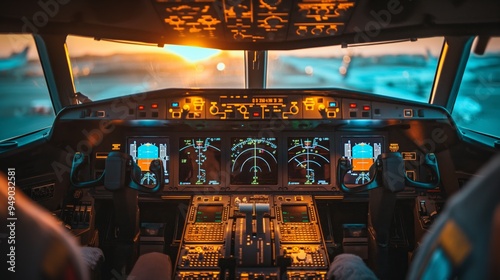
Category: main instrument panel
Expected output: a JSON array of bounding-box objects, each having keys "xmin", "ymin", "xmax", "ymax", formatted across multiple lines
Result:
[
  {"xmin": 120, "ymin": 134, "xmax": 389, "ymax": 192},
  {"xmin": 55, "ymin": 89, "xmax": 456, "ymax": 194},
  {"xmin": 83, "ymin": 131, "xmax": 434, "ymax": 194}
]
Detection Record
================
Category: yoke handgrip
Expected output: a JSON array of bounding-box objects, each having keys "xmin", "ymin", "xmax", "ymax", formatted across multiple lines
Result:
[
  {"xmin": 337, "ymin": 153, "xmax": 440, "ymax": 193},
  {"xmin": 337, "ymin": 157, "xmax": 378, "ymax": 193},
  {"xmin": 405, "ymin": 153, "xmax": 440, "ymax": 189},
  {"xmin": 70, "ymin": 152, "xmax": 164, "ymax": 193},
  {"xmin": 129, "ymin": 159, "xmax": 164, "ymax": 193},
  {"xmin": 70, "ymin": 152, "xmax": 105, "ymax": 188}
]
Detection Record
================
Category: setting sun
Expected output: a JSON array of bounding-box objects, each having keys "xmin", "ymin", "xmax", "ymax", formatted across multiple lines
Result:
[{"xmin": 164, "ymin": 45, "xmax": 221, "ymax": 63}]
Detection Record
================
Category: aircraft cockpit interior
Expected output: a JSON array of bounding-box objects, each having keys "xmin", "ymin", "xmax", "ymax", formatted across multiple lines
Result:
[{"xmin": 0, "ymin": 0, "xmax": 499, "ymax": 279}]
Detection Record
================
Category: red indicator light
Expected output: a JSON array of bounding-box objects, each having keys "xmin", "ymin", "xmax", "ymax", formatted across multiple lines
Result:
[
  {"xmin": 349, "ymin": 103, "xmax": 357, "ymax": 108},
  {"xmin": 253, "ymin": 112, "xmax": 260, "ymax": 117},
  {"xmin": 151, "ymin": 103, "xmax": 158, "ymax": 109},
  {"xmin": 138, "ymin": 105, "xmax": 145, "ymax": 110},
  {"xmin": 363, "ymin": 106, "xmax": 370, "ymax": 111}
]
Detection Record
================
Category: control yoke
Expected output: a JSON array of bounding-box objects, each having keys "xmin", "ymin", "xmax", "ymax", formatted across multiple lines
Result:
[
  {"xmin": 337, "ymin": 152, "xmax": 440, "ymax": 279},
  {"xmin": 337, "ymin": 152, "xmax": 440, "ymax": 193},
  {"xmin": 70, "ymin": 151, "xmax": 164, "ymax": 193}
]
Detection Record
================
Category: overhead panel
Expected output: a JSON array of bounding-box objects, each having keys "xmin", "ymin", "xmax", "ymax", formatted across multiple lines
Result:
[
  {"xmin": 155, "ymin": 0, "xmax": 224, "ymax": 39},
  {"xmin": 289, "ymin": 0, "xmax": 355, "ymax": 39},
  {"xmin": 153, "ymin": 0, "xmax": 356, "ymax": 43}
]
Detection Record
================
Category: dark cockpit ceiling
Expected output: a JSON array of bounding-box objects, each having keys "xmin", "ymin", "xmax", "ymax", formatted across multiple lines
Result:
[{"xmin": 0, "ymin": 0, "xmax": 499, "ymax": 50}]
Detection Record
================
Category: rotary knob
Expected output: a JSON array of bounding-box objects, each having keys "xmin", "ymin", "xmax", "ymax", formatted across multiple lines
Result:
[
  {"xmin": 238, "ymin": 105, "xmax": 247, "ymax": 114},
  {"xmin": 209, "ymin": 105, "xmax": 219, "ymax": 115},
  {"xmin": 311, "ymin": 27, "xmax": 323, "ymax": 36},
  {"xmin": 296, "ymin": 27, "xmax": 308, "ymax": 36},
  {"xmin": 296, "ymin": 249, "xmax": 307, "ymax": 261}
]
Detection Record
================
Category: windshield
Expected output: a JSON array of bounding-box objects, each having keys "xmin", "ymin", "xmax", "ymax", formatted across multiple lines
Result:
[
  {"xmin": 67, "ymin": 36, "xmax": 245, "ymax": 101},
  {"xmin": 268, "ymin": 37, "xmax": 443, "ymax": 103},
  {"xmin": 0, "ymin": 34, "xmax": 53, "ymax": 141},
  {"xmin": 67, "ymin": 36, "xmax": 443, "ymax": 103},
  {"xmin": 452, "ymin": 37, "xmax": 500, "ymax": 137}
]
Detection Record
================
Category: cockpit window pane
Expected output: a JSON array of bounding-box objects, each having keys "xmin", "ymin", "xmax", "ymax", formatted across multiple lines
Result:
[
  {"xmin": 0, "ymin": 34, "xmax": 53, "ymax": 141},
  {"xmin": 66, "ymin": 36, "xmax": 245, "ymax": 101},
  {"xmin": 267, "ymin": 37, "xmax": 443, "ymax": 103},
  {"xmin": 452, "ymin": 37, "xmax": 500, "ymax": 137}
]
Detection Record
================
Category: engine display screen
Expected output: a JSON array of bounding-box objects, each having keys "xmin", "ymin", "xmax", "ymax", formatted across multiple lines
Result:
[
  {"xmin": 282, "ymin": 205, "xmax": 309, "ymax": 223},
  {"xmin": 288, "ymin": 137, "xmax": 330, "ymax": 185},
  {"xmin": 230, "ymin": 137, "xmax": 278, "ymax": 185},
  {"xmin": 128, "ymin": 137, "xmax": 169, "ymax": 185},
  {"xmin": 196, "ymin": 205, "xmax": 223, "ymax": 223},
  {"xmin": 179, "ymin": 137, "xmax": 221, "ymax": 185},
  {"xmin": 341, "ymin": 137, "xmax": 383, "ymax": 185}
]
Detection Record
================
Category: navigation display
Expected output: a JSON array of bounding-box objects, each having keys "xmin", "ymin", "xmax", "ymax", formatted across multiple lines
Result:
[
  {"xmin": 288, "ymin": 137, "xmax": 330, "ymax": 185},
  {"xmin": 282, "ymin": 205, "xmax": 309, "ymax": 223},
  {"xmin": 195, "ymin": 205, "xmax": 223, "ymax": 223},
  {"xmin": 341, "ymin": 137, "xmax": 383, "ymax": 185},
  {"xmin": 230, "ymin": 137, "xmax": 278, "ymax": 185},
  {"xmin": 179, "ymin": 137, "xmax": 221, "ymax": 185},
  {"xmin": 128, "ymin": 137, "xmax": 169, "ymax": 185}
]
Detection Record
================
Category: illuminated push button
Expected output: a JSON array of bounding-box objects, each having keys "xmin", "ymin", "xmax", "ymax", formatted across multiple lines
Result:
[
  {"xmin": 138, "ymin": 105, "xmax": 145, "ymax": 110},
  {"xmin": 303, "ymin": 98, "xmax": 315, "ymax": 110},
  {"xmin": 253, "ymin": 112, "xmax": 260, "ymax": 118},
  {"xmin": 171, "ymin": 102, "xmax": 179, "ymax": 108},
  {"xmin": 349, "ymin": 103, "xmax": 357, "ymax": 108},
  {"xmin": 151, "ymin": 103, "xmax": 158, "ymax": 109}
]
